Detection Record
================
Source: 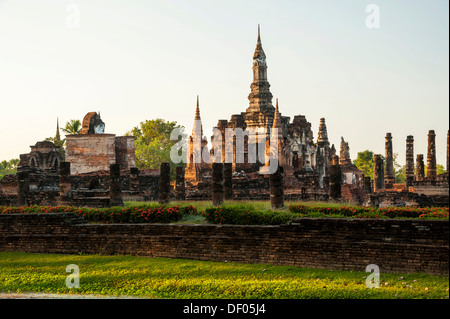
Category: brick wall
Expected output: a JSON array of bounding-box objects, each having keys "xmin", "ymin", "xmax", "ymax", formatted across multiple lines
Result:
[
  {"xmin": 0, "ymin": 213, "xmax": 447, "ymax": 275},
  {"xmin": 66, "ymin": 134, "xmax": 117, "ymax": 175}
]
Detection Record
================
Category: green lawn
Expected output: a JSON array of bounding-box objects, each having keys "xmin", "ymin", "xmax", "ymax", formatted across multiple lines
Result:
[
  {"xmin": 125, "ymin": 200, "xmax": 354, "ymax": 212},
  {"xmin": 0, "ymin": 252, "xmax": 447, "ymax": 299}
]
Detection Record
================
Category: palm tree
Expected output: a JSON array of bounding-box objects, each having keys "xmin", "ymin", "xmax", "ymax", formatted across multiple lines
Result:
[{"xmin": 62, "ymin": 119, "xmax": 82, "ymax": 134}]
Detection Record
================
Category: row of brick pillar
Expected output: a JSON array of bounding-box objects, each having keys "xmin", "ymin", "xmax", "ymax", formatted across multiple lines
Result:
[
  {"xmin": 158, "ymin": 162, "xmax": 236, "ymax": 206},
  {"xmin": 158, "ymin": 162, "xmax": 285, "ymax": 209},
  {"xmin": 372, "ymin": 129, "xmax": 449, "ymax": 192},
  {"xmin": 16, "ymin": 159, "xmax": 340, "ymax": 207}
]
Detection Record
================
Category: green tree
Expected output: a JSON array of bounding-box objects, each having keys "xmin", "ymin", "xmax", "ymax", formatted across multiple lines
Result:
[
  {"xmin": 0, "ymin": 159, "xmax": 20, "ymax": 180},
  {"xmin": 62, "ymin": 119, "xmax": 82, "ymax": 134},
  {"xmin": 354, "ymin": 150, "xmax": 403, "ymax": 182},
  {"xmin": 353, "ymin": 150, "xmax": 378, "ymax": 179},
  {"xmin": 395, "ymin": 165, "xmax": 406, "ymax": 184},
  {"xmin": 127, "ymin": 119, "xmax": 186, "ymax": 179},
  {"xmin": 392, "ymin": 153, "xmax": 404, "ymax": 183},
  {"xmin": 437, "ymin": 164, "xmax": 446, "ymax": 175}
]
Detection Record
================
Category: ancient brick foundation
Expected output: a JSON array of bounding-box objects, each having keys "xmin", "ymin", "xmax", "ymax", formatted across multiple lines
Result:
[
  {"xmin": 0, "ymin": 167, "xmax": 160, "ymax": 208},
  {"xmin": 363, "ymin": 190, "xmax": 434, "ymax": 208},
  {"xmin": 0, "ymin": 213, "xmax": 447, "ymax": 275},
  {"xmin": 341, "ymin": 184, "xmax": 365, "ymax": 205}
]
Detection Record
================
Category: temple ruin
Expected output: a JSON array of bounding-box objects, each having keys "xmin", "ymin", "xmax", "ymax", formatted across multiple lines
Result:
[
  {"xmin": 0, "ymin": 27, "xmax": 448, "ymax": 208},
  {"xmin": 0, "ymin": 112, "xmax": 159, "ymax": 207},
  {"xmin": 183, "ymin": 26, "xmax": 365, "ymax": 203}
]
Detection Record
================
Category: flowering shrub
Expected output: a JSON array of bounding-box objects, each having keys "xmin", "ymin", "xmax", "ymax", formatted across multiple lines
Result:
[{"xmin": 0, "ymin": 204, "xmax": 194, "ymax": 224}]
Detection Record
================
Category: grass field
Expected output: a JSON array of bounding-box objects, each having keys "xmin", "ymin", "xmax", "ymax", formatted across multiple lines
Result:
[
  {"xmin": 125, "ymin": 200, "xmax": 355, "ymax": 212},
  {"xmin": 0, "ymin": 252, "xmax": 448, "ymax": 299}
]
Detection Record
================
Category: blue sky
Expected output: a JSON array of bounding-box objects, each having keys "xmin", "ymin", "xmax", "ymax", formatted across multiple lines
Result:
[{"xmin": 0, "ymin": 0, "xmax": 448, "ymax": 166}]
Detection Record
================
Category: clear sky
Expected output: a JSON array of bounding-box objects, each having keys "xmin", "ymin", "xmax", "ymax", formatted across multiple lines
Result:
[{"xmin": 0, "ymin": 0, "xmax": 448, "ymax": 167}]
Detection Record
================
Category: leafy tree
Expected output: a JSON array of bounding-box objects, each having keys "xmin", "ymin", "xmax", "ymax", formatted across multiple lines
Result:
[
  {"xmin": 392, "ymin": 153, "xmax": 403, "ymax": 183},
  {"xmin": 437, "ymin": 164, "xmax": 446, "ymax": 175},
  {"xmin": 354, "ymin": 150, "xmax": 403, "ymax": 182},
  {"xmin": 127, "ymin": 119, "xmax": 186, "ymax": 179},
  {"xmin": 395, "ymin": 165, "xmax": 406, "ymax": 184},
  {"xmin": 353, "ymin": 150, "xmax": 378, "ymax": 179},
  {"xmin": 62, "ymin": 119, "xmax": 82, "ymax": 135},
  {"xmin": 0, "ymin": 159, "xmax": 20, "ymax": 180}
]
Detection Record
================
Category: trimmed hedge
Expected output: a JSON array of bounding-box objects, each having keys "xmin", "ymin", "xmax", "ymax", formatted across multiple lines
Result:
[
  {"xmin": 202, "ymin": 205, "xmax": 296, "ymax": 225},
  {"xmin": 202, "ymin": 204, "xmax": 449, "ymax": 225},
  {"xmin": 288, "ymin": 204, "xmax": 449, "ymax": 219},
  {"xmin": 1, "ymin": 203, "xmax": 447, "ymax": 226}
]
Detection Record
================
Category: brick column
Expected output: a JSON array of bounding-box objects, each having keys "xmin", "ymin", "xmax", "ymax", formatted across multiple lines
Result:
[
  {"xmin": 59, "ymin": 162, "xmax": 71, "ymax": 200},
  {"xmin": 363, "ymin": 176, "xmax": 372, "ymax": 193},
  {"xmin": 405, "ymin": 135, "xmax": 414, "ymax": 189},
  {"xmin": 416, "ymin": 154, "xmax": 425, "ymax": 181},
  {"xmin": 175, "ymin": 166, "xmax": 186, "ymax": 200},
  {"xmin": 373, "ymin": 154, "xmax": 385, "ymax": 191},
  {"xmin": 129, "ymin": 167, "xmax": 140, "ymax": 192},
  {"xmin": 223, "ymin": 163, "xmax": 233, "ymax": 200},
  {"xmin": 329, "ymin": 156, "xmax": 342, "ymax": 200},
  {"xmin": 427, "ymin": 130, "xmax": 436, "ymax": 179},
  {"xmin": 384, "ymin": 133, "xmax": 394, "ymax": 189},
  {"xmin": 322, "ymin": 176, "xmax": 330, "ymax": 195},
  {"xmin": 158, "ymin": 162, "xmax": 171, "ymax": 204},
  {"xmin": 212, "ymin": 163, "xmax": 224, "ymax": 206},
  {"xmin": 17, "ymin": 169, "xmax": 30, "ymax": 206},
  {"xmin": 109, "ymin": 164, "xmax": 124, "ymax": 207},
  {"xmin": 270, "ymin": 166, "xmax": 284, "ymax": 209}
]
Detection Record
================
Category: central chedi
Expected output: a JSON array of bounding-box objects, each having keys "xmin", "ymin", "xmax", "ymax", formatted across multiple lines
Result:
[
  {"xmin": 245, "ymin": 25, "xmax": 275, "ymax": 129},
  {"xmin": 185, "ymin": 25, "xmax": 351, "ymax": 193}
]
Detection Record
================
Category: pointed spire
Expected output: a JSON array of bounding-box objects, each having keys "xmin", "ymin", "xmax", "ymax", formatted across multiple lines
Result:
[
  {"xmin": 317, "ymin": 118, "xmax": 329, "ymax": 146},
  {"xmin": 253, "ymin": 24, "xmax": 266, "ymax": 60},
  {"xmin": 272, "ymin": 98, "xmax": 282, "ymax": 132},
  {"xmin": 192, "ymin": 95, "xmax": 203, "ymax": 137},
  {"xmin": 257, "ymin": 24, "xmax": 261, "ymax": 41},
  {"xmin": 195, "ymin": 95, "xmax": 201, "ymax": 120},
  {"xmin": 55, "ymin": 117, "xmax": 61, "ymax": 142}
]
